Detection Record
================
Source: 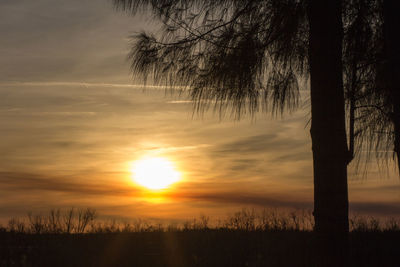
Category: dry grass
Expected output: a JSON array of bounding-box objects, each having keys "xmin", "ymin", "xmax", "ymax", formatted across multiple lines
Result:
[
  {"xmin": 2, "ymin": 208, "xmax": 399, "ymax": 234},
  {"xmin": 1, "ymin": 208, "xmax": 399, "ymax": 266}
]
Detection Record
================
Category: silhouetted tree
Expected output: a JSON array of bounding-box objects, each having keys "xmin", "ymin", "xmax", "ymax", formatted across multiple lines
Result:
[
  {"xmin": 342, "ymin": 0, "xmax": 400, "ymax": 175},
  {"xmin": 380, "ymin": 1, "xmax": 400, "ymax": 170},
  {"xmin": 370, "ymin": 0, "xmax": 400, "ymax": 170},
  {"xmin": 113, "ymin": 0, "xmax": 395, "ymax": 265}
]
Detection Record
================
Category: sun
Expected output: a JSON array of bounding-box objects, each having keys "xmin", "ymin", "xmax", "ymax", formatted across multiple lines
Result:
[{"xmin": 131, "ymin": 157, "xmax": 181, "ymax": 190}]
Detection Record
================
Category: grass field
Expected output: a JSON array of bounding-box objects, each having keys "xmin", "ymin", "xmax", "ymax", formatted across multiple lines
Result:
[{"xmin": 1, "ymin": 209, "xmax": 399, "ymax": 266}]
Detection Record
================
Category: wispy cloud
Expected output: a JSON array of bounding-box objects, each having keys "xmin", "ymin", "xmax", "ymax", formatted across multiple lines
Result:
[
  {"xmin": 166, "ymin": 100, "xmax": 194, "ymax": 104},
  {"xmin": 143, "ymin": 144, "xmax": 212, "ymax": 153},
  {"xmin": 167, "ymin": 190, "xmax": 312, "ymax": 210},
  {"xmin": 213, "ymin": 134, "xmax": 306, "ymax": 156},
  {"xmin": 0, "ymin": 171, "xmax": 135, "ymax": 197},
  {"xmin": 0, "ymin": 81, "xmax": 165, "ymax": 89}
]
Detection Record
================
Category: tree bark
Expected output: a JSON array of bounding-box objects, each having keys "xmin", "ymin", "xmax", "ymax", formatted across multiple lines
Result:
[{"xmin": 308, "ymin": 0, "xmax": 349, "ymax": 266}]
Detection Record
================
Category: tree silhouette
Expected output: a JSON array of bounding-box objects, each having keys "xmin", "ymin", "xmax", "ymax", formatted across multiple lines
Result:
[
  {"xmin": 369, "ymin": 0, "xmax": 400, "ymax": 170},
  {"xmin": 113, "ymin": 0, "xmax": 396, "ymax": 265},
  {"xmin": 342, "ymin": 0, "xmax": 400, "ymax": 174}
]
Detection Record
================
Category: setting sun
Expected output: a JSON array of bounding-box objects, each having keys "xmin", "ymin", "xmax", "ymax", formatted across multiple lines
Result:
[{"xmin": 131, "ymin": 157, "xmax": 181, "ymax": 190}]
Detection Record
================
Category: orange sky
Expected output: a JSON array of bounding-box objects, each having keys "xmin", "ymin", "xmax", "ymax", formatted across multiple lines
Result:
[{"xmin": 0, "ymin": 0, "xmax": 399, "ymax": 223}]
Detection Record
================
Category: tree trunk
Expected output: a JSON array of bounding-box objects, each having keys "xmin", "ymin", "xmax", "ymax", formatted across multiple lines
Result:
[{"xmin": 308, "ymin": 1, "xmax": 349, "ymax": 266}]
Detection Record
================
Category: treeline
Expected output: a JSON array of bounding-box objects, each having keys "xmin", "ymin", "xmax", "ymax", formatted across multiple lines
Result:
[
  {"xmin": 2, "ymin": 208, "xmax": 399, "ymax": 234},
  {"xmin": 5, "ymin": 208, "xmax": 96, "ymax": 234}
]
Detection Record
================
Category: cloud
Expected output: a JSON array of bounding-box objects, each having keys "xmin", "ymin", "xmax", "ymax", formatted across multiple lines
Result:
[
  {"xmin": 143, "ymin": 144, "xmax": 211, "ymax": 153},
  {"xmin": 213, "ymin": 134, "xmax": 306, "ymax": 156},
  {"xmin": 1, "ymin": 171, "xmax": 399, "ymax": 219},
  {"xmin": 168, "ymin": 187, "xmax": 400, "ymax": 218},
  {"xmin": 269, "ymin": 151, "xmax": 312, "ymax": 163},
  {"xmin": 168, "ymin": 190, "xmax": 313, "ymax": 210},
  {"xmin": 0, "ymin": 0, "xmax": 398, "ymax": 222},
  {"xmin": 0, "ymin": 0, "xmax": 151, "ymax": 83},
  {"xmin": 0, "ymin": 81, "xmax": 165, "ymax": 89},
  {"xmin": 166, "ymin": 100, "xmax": 194, "ymax": 104},
  {"xmin": 0, "ymin": 171, "xmax": 134, "ymax": 197}
]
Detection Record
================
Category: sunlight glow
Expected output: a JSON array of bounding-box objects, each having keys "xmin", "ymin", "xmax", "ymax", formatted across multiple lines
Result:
[{"xmin": 132, "ymin": 157, "xmax": 181, "ymax": 190}]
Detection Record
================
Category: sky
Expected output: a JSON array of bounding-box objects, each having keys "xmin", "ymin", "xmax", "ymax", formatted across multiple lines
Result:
[{"xmin": 1, "ymin": 0, "xmax": 399, "ymax": 223}]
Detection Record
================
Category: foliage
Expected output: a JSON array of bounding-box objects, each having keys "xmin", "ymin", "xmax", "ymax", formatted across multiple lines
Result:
[
  {"xmin": 342, "ymin": 0, "xmax": 399, "ymax": 169},
  {"xmin": 114, "ymin": 0, "xmax": 400, "ymax": 171},
  {"xmin": 114, "ymin": 0, "xmax": 308, "ymax": 116}
]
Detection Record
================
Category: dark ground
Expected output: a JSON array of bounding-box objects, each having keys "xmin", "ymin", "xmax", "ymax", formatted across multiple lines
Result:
[{"xmin": 1, "ymin": 230, "xmax": 399, "ymax": 267}]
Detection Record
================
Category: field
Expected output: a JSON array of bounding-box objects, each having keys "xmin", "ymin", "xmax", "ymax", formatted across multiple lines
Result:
[{"xmin": 1, "ymin": 209, "xmax": 399, "ymax": 266}]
